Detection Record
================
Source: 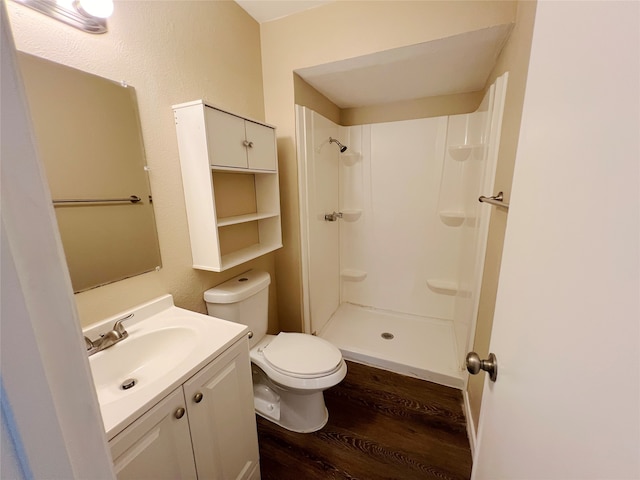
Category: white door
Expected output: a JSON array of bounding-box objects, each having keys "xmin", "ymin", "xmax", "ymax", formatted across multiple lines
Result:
[{"xmin": 473, "ymin": 2, "xmax": 639, "ymax": 478}]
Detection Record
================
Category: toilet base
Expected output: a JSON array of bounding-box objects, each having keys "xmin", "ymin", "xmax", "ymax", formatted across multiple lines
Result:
[
  {"xmin": 251, "ymin": 366, "xmax": 330, "ymax": 433},
  {"xmin": 256, "ymin": 406, "xmax": 328, "ymax": 433}
]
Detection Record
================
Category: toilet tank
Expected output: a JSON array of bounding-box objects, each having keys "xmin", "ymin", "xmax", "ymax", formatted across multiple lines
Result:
[{"xmin": 204, "ymin": 270, "xmax": 270, "ymax": 346}]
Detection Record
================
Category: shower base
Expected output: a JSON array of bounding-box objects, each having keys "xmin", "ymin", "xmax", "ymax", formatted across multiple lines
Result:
[{"xmin": 319, "ymin": 303, "xmax": 464, "ymax": 389}]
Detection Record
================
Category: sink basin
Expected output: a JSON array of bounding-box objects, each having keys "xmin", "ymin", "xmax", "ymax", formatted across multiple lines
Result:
[
  {"xmin": 84, "ymin": 294, "xmax": 249, "ymax": 439},
  {"xmin": 89, "ymin": 326, "xmax": 198, "ymax": 406}
]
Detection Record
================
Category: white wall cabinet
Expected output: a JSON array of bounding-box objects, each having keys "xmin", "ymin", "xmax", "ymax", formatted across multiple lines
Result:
[
  {"xmin": 109, "ymin": 339, "xmax": 260, "ymax": 480},
  {"xmin": 173, "ymin": 100, "xmax": 282, "ymax": 271},
  {"xmin": 206, "ymin": 107, "xmax": 276, "ymax": 171}
]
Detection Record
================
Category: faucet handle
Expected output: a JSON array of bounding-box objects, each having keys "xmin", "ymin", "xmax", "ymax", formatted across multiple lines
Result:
[
  {"xmin": 84, "ymin": 336, "xmax": 94, "ymax": 351},
  {"xmin": 113, "ymin": 313, "xmax": 134, "ymax": 335}
]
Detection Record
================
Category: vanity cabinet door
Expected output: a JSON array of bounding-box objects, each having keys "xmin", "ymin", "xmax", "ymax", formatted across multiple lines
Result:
[
  {"xmin": 109, "ymin": 387, "xmax": 197, "ymax": 480},
  {"xmin": 183, "ymin": 339, "xmax": 260, "ymax": 480}
]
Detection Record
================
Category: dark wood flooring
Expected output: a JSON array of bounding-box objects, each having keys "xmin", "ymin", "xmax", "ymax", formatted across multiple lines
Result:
[{"xmin": 256, "ymin": 361, "xmax": 472, "ymax": 480}]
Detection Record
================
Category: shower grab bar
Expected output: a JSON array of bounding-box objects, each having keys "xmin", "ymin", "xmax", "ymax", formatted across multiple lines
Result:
[
  {"xmin": 479, "ymin": 191, "xmax": 509, "ymax": 209},
  {"xmin": 53, "ymin": 195, "xmax": 142, "ymax": 206}
]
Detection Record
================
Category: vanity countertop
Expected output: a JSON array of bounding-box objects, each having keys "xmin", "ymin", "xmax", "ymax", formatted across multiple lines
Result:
[{"xmin": 83, "ymin": 294, "xmax": 248, "ymax": 440}]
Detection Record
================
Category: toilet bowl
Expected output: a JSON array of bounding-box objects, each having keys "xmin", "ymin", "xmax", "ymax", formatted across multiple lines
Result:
[{"xmin": 204, "ymin": 270, "xmax": 346, "ymax": 433}]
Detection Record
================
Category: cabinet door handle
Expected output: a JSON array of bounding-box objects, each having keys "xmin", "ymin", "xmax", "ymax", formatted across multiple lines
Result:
[
  {"xmin": 174, "ymin": 407, "xmax": 185, "ymax": 419},
  {"xmin": 242, "ymin": 140, "xmax": 254, "ymax": 148},
  {"xmin": 193, "ymin": 392, "xmax": 204, "ymax": 403}
]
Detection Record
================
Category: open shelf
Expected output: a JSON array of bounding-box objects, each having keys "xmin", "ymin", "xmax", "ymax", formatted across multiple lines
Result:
[
  {"xmin": 216, "ymin": 212, "xmax": 279, "ymax": 227},
  {"xmin": 211, "ymin": 165, "xmax": 278, "ymax": 174},
  {"xmin": 194, "ymin": 242, "xmax": 283, "ymax": 272}
]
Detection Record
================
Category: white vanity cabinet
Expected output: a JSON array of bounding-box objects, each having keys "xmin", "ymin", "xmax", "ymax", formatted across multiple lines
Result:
[
  {"xmin": 183, "ymin": 336, "xmax": 259, "ymax": 480},
  {"xmin": 109, "ymin": 339, "xmax": 260, "ymax": 480},
  {"xmin": 109, "ymin": 387, "xmax": 198, "ymax": 479},
  {"xmin": 173, "ymin": 100, "xmax": 282, "ymax": 272}
]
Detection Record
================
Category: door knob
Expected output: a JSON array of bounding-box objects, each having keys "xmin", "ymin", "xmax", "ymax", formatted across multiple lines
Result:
[{"xmin": 466, "ymin": 352, "xmax": 498, "ymax": 382}]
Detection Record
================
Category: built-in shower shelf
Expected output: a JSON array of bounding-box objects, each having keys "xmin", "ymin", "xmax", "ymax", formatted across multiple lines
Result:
[
  {"xmin": 341, "ymin": 152, "xmax": 362, "ymax": 166},
  {"xmin": 447, "ymin": 144, "xmax": 483, "ymax": 162},
  {"xmin": 426, "ymin": 279, "xmax": 458, "ymax": 295},
  {"xmin": 438, "ymin": 211, "xmax": 465, "ymax": 227},
  {"xmin": 340, "ymin": 209, "xmax": 362, "ymax": 221},
  {"xmin": 341, "ymin": 269, "xmax": 367, "ymax": 281}
]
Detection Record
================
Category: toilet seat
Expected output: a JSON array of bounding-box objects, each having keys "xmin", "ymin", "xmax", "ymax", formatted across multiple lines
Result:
[
  {"xmin": 263, "ymin": 333, "xmax": 343, "ymax": 379},
  {"xmin": 250, "ymin": 334, "xmax": 347, "ymax": 391}
]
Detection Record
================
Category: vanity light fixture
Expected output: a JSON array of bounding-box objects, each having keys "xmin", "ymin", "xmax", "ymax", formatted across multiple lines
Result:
[{"xmin": 12, "ymin": 0, "xmax": 114, "ymax": 34}]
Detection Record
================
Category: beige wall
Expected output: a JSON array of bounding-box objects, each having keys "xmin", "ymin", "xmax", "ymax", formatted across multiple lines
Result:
[
  {"xmin": 341, "ymin": 91, "xmax": 484, "ymax": 125},
  {"xmin": 468, "ymin": 0, "xmax": 537, "ymax": 431},
  {"xmin": 261, "ymin": 0, "xmax": 518, "ymax": 332},
  {"xmin": 7, "ymin": 1, "xmax": 279, "ymax": 331},
  {"xmin": 294, "ymin": 74, "xmax": 341, "ymax": 124}
]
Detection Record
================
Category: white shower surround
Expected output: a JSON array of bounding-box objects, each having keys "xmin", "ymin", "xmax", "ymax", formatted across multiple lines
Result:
[{"xmin": 295, "ymin": 74, "xmax": 506, "ymax": 389}]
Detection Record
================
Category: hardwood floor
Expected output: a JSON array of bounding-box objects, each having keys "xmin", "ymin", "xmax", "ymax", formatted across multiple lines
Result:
[{"xmin": 256, "ymin": 361, "xmax": 472, "ymax": 480}]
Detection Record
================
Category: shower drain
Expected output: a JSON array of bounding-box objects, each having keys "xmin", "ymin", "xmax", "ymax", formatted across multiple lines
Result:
[{"xmin": 381, "ymin": 332, "xmax": 394, "ymax": 340}]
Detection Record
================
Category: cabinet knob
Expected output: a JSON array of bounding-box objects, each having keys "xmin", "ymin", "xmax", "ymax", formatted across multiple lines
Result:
[
  {"xmin": 174, "ymin": 407, "xmax": 185, "ymax": 419},
  {"xmin": 247, "ymin": 141, "xmax": 254, "ymax": 148},
  {"xmin": 193, "ymin": 392, "xmax": 204, "ymax": 403}
]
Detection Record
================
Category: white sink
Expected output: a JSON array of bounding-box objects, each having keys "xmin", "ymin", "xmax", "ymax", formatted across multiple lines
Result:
[
  {"xmin": 90, "ymin": 325, "xmax": 199, "ymax": 406},
  {"xmin": 84, "ymin": 295, "xmax": 248, "ymax": 440}
]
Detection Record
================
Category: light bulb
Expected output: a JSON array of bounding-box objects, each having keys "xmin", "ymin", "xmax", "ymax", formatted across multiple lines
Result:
[
  {"xmin": 77, "ymin": 0, "xmax": 114, "ymax": 19},
  {"xmin": 56, "ymin": 0, "xmax": 75, "ymax": 9}
]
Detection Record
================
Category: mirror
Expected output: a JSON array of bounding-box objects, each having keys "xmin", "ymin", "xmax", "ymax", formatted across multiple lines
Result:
[{"xmin": 17, "ymin": 52, "xmax": 162, "ymax": 292}]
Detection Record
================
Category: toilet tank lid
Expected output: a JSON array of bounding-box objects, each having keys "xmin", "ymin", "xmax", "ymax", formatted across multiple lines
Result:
[{"xmin": 204, "ymin": 270, "xmax": 271, "ymax": 304}]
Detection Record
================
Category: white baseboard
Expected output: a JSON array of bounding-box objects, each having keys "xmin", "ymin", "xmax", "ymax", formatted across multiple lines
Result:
[{"xmin": 463, "ymin": 390, "xmax": 477, "ymax": 459}]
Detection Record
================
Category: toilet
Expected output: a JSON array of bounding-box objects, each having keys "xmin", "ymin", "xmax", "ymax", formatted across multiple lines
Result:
[{"xmin": 204, "ymin": 270, "xmax": 347, "ymax": 433}]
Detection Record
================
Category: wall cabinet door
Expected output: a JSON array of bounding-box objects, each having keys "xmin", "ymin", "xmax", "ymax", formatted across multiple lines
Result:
[
  {"xmin": 245, "ymin": 120, "xmax": 276, "ymax": 171},
  {"xmin": 183, "ymin": 339, "xmax": 260, "ymax": 480},
  {"xmin": 109, "ymin": 388, "xmax": 197, "ymax": 480},
  {"xmin": 205, "ymin": 106, "xmax": 276, "ymax": 171},
  {"xmin": 206, "ymin": 107, "xmax": 248, "ymax": 169}
]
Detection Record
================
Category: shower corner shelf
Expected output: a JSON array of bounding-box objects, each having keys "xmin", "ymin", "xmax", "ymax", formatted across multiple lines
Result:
[
  {"xmin": 426, "ymin": 279, "xmax": 458, "ymax": 295},
  {"xmin": 447, "ymin": 144, "xmax": 482, "ymax": 162},
  {"xmin": 341, "ymin": 269, "xmax": 367, "ymax": 281},
  {"xmin": 340, "ymin": 209, "xmax": 362, "ymax": 221},
  {"xmin": 340, "ymin": 152, "xmax": 362, "ymax": 166},
  {"xmin": 438, "ymin": 211, "xmax": 465, "ymax": 227}
]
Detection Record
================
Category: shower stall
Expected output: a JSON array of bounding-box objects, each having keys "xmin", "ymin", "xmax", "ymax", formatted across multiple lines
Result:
[{"xmin": 296, "ymin": 74, "xmax": 507, "ymax": 389}]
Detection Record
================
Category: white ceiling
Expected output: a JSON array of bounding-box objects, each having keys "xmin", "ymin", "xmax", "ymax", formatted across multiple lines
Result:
[
  {"xmin": 295, "ymin": 24, "xmax": 513, "ymax": 109},
  {"xmin": 235, "ymin": 0, "xmax": 333, "ymax": 23}
]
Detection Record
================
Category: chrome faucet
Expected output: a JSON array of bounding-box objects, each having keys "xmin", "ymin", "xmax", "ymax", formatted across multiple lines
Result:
[{"xmin": 85, "ymin": 313, "xmax": 133, "ymax": 356}]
